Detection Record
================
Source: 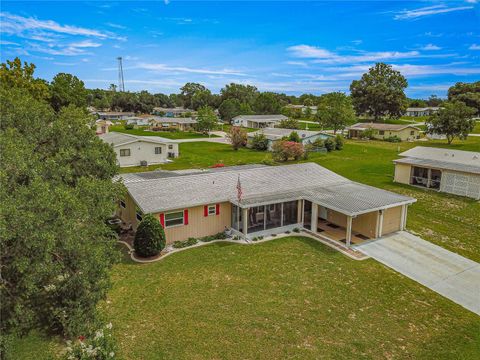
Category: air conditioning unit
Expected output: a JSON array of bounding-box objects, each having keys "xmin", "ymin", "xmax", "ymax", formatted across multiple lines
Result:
[{"xmin": 140, "ymin": 160, "xmax": 148, "ymax": 166}]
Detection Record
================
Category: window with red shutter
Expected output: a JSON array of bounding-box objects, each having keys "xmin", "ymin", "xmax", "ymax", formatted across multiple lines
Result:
[
  {"xmin": 184, "ymin": 209, "xmax": 189, "ymax": 225},
  {"xmin": 159, "ymin": 213, "xmax": 165, "ymax": 227},
  {"xmin": 204, "ymin": 205, "xmax": 208, "ymax": 217},
  {"xmin": 215, "ymin": 203, "xmax": 220, "ymax": 215}
]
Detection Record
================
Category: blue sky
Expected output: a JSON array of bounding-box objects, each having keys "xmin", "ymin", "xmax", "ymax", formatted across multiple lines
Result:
[{"xmin": 1, "ymin": 1, "xmax": 479, "ymax": 98}]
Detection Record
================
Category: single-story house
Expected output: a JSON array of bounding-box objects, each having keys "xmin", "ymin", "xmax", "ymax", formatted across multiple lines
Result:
[
  {"xmin": 117, "ymin": 163, "xmax": 416, "ymax": 246},
  {"xmin": 393, "ymin": 147, "xmax": 480, "ymax": 199},
  {"xmin": 100, "ymin": 132, "xmax": 179, "ymax": 167},
  {"xmin": 96, "ymin": 111, "xmax": 135, "ymax": 120},
  {"xmin": 125, "ymin": 117, "xmax": 151, "ymax": 127},
  {"xmin": 347, "ymin": 123, "xmax": 421, "ymax": 141},
  {"xmin": 95, "ymin": 119, "xmax": 113, "ymax": 135},
  {"xmin": 149, "ymin": 117, "xmax": 197, "ymax": 131},
  {"xmin": 232, "ymin": 115, "xmax": 288, "ymax": 128},
  {"xmin": 405, "ymin": 107, "xmax": 440, "ymax": 117},
  {"xmin": 152, "ymin": 107, "xmax": 193, "ymax": 117},
  {"xmin": 247, "ymin": 128, "xmax": 333, "ymax": 150},
  {"xmin": 285, "ymin": 104, "xmax": 318, "ymax": 114}
]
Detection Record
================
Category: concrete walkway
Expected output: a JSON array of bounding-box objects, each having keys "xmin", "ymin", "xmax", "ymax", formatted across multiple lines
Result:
[{"xmin": 355, "ymin": 231, "xmax": 480, "ymax": 315}]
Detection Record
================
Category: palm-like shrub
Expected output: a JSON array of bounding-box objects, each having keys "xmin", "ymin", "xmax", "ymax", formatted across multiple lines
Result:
[
  {"xmin": 251, "ymin": 133, "xmax": 269, "ymax": 151},
  {"xmin": 134, "ymin": 214, "xmax": 166, "ymax": 257}
]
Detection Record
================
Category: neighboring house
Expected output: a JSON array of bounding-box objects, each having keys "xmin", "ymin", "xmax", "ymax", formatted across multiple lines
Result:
[
  {"xmin": 96, "ymin": 111, "xmax": 135, "ymax": 120},
  {"xmin": 149, "ymin": 117, "xmax": 197, "ymax": 131},
  {"xmin": 285, "ymin": 104, "xmax": 318, "ymax": 114},
  {"xmin": 95, "ymin": 119, "xmax": 113, "ymax": 135},
  {"xmin": 347, "ymin": 123, "xmax": 421, "ymax": 141},
  {"xmin": 153, "ymin": 107, "xmax": 193, "ymax": 117},
  {"xmin": 125, "ymin": 117, "xmax": 151, "ymax": 127},
  {"xmin": 117, "ymin": 163, "xmax": 416, "ymax": 246},
  {"xmin": 100, "ymin": 132, "xmax": 179, "ymax": 167},
  {"xmin": 405, "ymin": 107, "xmax": 440, "ymax": 117},
  {"xmin": 393, "ymin": 147, "xmax": 480, "ymax": 200},
  {"xmin": 247, "ymin": 128, "xmax": 333, "ymax": 150},
  {"xmin": 232, "ymin": 115, "xmax": 288, "ymax": 128}
]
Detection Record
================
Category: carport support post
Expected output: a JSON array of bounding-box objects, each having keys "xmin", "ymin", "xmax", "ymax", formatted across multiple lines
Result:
[
  {"xmin": 346, "ymin": 215, "xmax": 353, "ymax": 247},
  {"xmin": 400, "ymin": 205, "xmax": 406, "ymax": 231},
  {"xmin": 311, "ymin": 204, "xmax": 318, "ymax": 233},
  {"xmin": 242, "ymin": 207, "xmax": 248, "ymax": 238}
]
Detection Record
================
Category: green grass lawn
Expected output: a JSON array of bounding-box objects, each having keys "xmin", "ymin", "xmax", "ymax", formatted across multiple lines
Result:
[
  {"xmin": 109, "ymin": 125, "xmax": 218, "ymax": 139},
  {"xmin": 472, "ymin": 121, "xmax": 480, "ymax": 134},
  {"xmin": 14, "ymin": 237, "xmax": 480, "ymax": 359}
]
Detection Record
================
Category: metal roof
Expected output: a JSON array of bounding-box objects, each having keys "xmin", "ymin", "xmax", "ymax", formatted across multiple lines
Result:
[
  {"xmin": 99, "ymin": 132, "xmax": 177, "ymax": 147},
  {"xmin": 347, "ymin": 122, "xmax": 420, "ymax": 131},
  {"xmin": 149, "ymin": 117, "xmax": 197, "ymax": 124},
  {"xmin": 247, "ymin": 128, "xmax": 331, "ymax": 141},
  {"xmin": 232, "ymin": 115, "xmax": 288, "ymax": 123},
  {"xmin": 394, "ymin": 157, "xmax": 480, "ymax": 175},
  {"xmin": 120, "ymin": 163, "xmax": 415, "ymax": 216}
]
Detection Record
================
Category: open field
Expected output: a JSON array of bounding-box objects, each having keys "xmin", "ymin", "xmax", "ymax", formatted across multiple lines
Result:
[
  {"xmin": 13, "ymin": 237, "xmax": 480, "ymax": 359},
  {"xmin": 109, "ymin": 125, "xmax": 218, "ymax": 139}
]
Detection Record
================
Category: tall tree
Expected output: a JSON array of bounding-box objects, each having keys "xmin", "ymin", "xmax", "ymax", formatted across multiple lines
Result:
[
  {"xmin": 426, "ymin": 95, "xmax": 444, "ymax": 107},
  {"xmin": 195, "ymin": 106, "xmax": 217, "ymax": 134},
  {"xmin": 254, "ymin": 92, "xmax": 282, "ymax": 114},
  {"xmin": 218, "ymin": 98, "xmax": 241, "ymax": 123},
  {"xmin": 50, "ymin": 73, "xmax": 88, "ymax": 111},
  {"xmin": 180, "ymin": 82, "xmax": 206, "ymax": 109},
  {"xmin": 350, "ymin": 62, "xmax": 408, "ymax": 121},
  {"xmin": 191, "ymin": 89, "xmax": 214, "ymax": 111},
  {"xmin": 316, "ymin": 92, "xmax": 356, "ymax": 134},
  {"xmin": 448, "ymin": 81, "xmax": 480, "ymax": 115},
  {"xmin": 0, "ymin": 60, "xmax": 121, "ymax": 356},
  {"xmin": 426, "ymin": 101, "xmax": 476, "ymax": 144},
  {"xmin": 220, "ymin": 83, "xmax": 258, "ymax": 106}
]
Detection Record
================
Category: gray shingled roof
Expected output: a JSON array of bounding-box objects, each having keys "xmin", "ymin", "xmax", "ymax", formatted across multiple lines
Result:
[
  {"xmin": 395, "ymin": 146, "xmax": 480, "ymax": 174},
  {"xmin": 149, "ymin": 116, "xmax": 197, "ymax": 124},
  {"xmin": 120, "ymin": 163, "xmax": 415, "ymax": 216},
  {"xmin": 233, "ymin": 114, "xmax": 287, "ymax": 123}
]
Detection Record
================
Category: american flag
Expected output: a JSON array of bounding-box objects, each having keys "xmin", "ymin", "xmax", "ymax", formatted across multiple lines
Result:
[{"xmin": 236, "ymin": 175, "xmax": 243, "ymax": 203}]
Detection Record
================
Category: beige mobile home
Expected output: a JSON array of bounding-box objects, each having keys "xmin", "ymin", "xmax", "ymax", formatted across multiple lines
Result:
[
  {"xmin": 394, "ymin": 147, "xmax": 480, "ymax": 199},
  {"xmin": 118, "ymin": 163, "xmax": 416, "ymax": 247},
  {"xmin": 232, "ymin": 115, "xmax": 287, "ymax": 128},
  {"xmin": 100, "ymin": 132, "xmax": 179, "ymax": 167},
  {"xmin": 347, "ymin": 123, "xmax": 421, "ymax": 141}
]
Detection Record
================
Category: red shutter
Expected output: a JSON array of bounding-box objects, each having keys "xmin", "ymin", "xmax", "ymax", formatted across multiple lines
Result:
[
  {"xmin": 184, "ymin": 209, "xmax": 189, "ymax": 225},
  {"xmin": 215, "ymin": 203, "xmax": 220, "ymax": 215},
  {"xmin": 159, "ymin": 213, "xmax": 165, "ymax": 227},
  {"xmin": 204, "ymin": 205, "xmax": 208, "ymax": 217}
]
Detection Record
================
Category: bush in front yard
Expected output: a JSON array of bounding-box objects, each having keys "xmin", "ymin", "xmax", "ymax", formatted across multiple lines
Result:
[
  {"xmin": 335, "ymin": 134, "xmax": 344, "ymax": 150},
  {"xmin": 323, "ymin": 137, "xmax": 336, "ymax": 152},
  {"xmin": 251, "ymin": 133, "xmax": 269, "ymax": 151},
  {"xmin": 134, "ymin": 214, "xmax": 166, "ymax": 257}
]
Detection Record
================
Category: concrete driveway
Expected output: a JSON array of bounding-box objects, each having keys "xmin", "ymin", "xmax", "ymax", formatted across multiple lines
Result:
[{"xmin": 355, "ymin": 231, "xmax": 480, "ymax": 315}]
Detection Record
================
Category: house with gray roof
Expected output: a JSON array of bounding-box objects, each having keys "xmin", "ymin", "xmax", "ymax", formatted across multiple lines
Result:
[
  {"xmin": 247, "ymin": 128, "xmax": 333, "ymax": 150},
  {"xmin": 100, "ymin": 132, "xmax": 179, "ymax": 167},
  {"xmin": 405, "ymin": 107, "xmax": 441, "ymax": 117},
  {"xmin": 148, "ymin": 116, "xmax": 197, "ymax": 131},
  {"xmin": 233, "ymin": 114, "xmax": 288, "ymax": 128},
  {"xmin": 347, "ymin": 122, "xmax": 421, "ymax": 141},
  {"xmin": 394, "ymin": 146, "xmax": 480, "ymax": 199},
  {"xmin": 117, "ymin": 163, "xmax": 416, "ymax": 247}
]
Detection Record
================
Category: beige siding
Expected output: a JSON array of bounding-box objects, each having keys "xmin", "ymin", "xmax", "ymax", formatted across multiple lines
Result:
[
  {"xmin": 114, "ymin": 140, "xmax": 179, "ymax": 167},
  {"xmin": 394, "ymin": 163, "xmax": 412, "ymax": 184},
  {"xmin": 155, "ymin": 202, "xmax": 232, "ymax": 244},
  {"xmin": 382, "ymin": 206, "xmax": 402, "ymax": 235},
  {"xmin": 118, "ymin": 193, "xmax": 138, "ymax": 228},
  {"xmin": 326, "ymin": 209, "xmax": 378, "ymax": 238},
  {"xmin": 350, "ymin": 127, "xmax": 421, "ymax": 141}
]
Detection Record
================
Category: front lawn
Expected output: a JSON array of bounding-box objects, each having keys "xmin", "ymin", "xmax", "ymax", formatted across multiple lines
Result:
[
  {"xmin": 109, "ymin": 125, "xmax": 218, "ymax": 139},
  {"xmin": 14, "ymin": 237, "xmax": 480, "ymax": 359}
]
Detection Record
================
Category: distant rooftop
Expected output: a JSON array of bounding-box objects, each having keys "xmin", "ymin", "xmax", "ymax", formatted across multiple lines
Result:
[
  {"xmin": 99, "ymin": 132, "xmax": 177, "ymax": 146},
  {"xmin": 248, "ymin": 127, "xmax": 330, "ymax": 140},
  {"xmin": 233, "ymin": 114, "xmax": 288, "ymax": 123},
  {"xmin": 347, "ymin": 122, "xmax": 420, "ymax": 131}
]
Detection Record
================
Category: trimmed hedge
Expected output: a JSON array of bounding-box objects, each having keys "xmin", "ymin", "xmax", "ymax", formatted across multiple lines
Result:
[{"xmin": 134, "ymin": 214, "xmax": 166, "ymax": 257}]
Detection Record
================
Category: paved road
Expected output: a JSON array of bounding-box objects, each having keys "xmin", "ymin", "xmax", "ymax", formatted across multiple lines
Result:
[{"xmin": 355, "ymin": 231, "xmax": 480, "ymax": 315}]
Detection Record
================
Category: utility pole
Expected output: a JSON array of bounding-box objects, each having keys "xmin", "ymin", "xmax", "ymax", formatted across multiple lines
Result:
[{"xmin": 117, "ymin": 57, "xmax": 125, "ymax": 92}]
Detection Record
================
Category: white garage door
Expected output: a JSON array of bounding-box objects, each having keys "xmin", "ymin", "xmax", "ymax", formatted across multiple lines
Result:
[{"xmin": 440, "ymin": 171, "xmax": 480, "ymax": 199}]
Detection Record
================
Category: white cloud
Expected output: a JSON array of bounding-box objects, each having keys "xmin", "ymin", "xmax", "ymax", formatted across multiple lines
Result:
[
  {"xmin": 136, "ymin": 63, "xmax": 248, "ymax": 76},
  {"xmin": 469, "ymin": 44, "xmax": 480, "ymax": 50},
  {"xmin": 421, "ymin": 43, "xmax": 442, "ymax": 50},
  {"xmin": 287, "ymin": 44, "xmax": 421, "ymax": 64},
  {"xmin": 285, "ymin": 61, "xmax": 308, "ymax": 67},
  {"xmin": 0, "ymin": 40, "xmax": 19, "ymax": 45},
  {"xmin": 394, "ymin": 4, "xmax": 473, "ymax": 20},
  {"xmin": 0, "ymin": 12, "xmax": 119, "ymax": 39},
  {"xmin": 106, "ymin": 23, "xmax": 126, "ymax": 30},
  {"xmin": 69, "ymin": 40, "xmax": 102, "ymax": 48}
]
